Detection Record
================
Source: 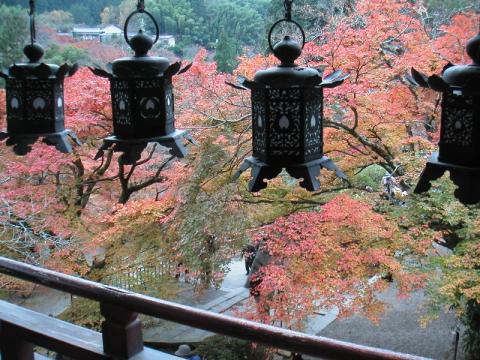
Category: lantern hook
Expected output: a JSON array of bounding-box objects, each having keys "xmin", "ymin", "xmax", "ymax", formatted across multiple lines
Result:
[
  {"xmin": 284, "ymin": 0, "xmax": 293, "ymax": 21},
  {"xmin": 268, "ymin": 0, "xmax": 305, "ymax": 54},
  {"xmin": 124, "ymin": 1, "xmax": 160, "ymax": 49},
  {"xmin": 28, "ymin": 0, "xmax": 36, "ymax": 44}
]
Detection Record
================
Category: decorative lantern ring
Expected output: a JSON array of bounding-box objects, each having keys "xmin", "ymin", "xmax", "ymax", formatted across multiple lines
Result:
[
  {"xmin": 0, "ymin": 0, "xmax": 80, "ymax": 155},
  {"xmin": 123, "ymin": 0, "xmax": 159, "ymax": 54},
  {"xmin": 267, "ymin": 0, "xmax": 306, "ymax": 64},
  {"xmin": 230, "ymin": 0, "xmax": 349, "ymax": 192},
  {"xmin": 91, "ymin": 0, "xmax": 194, "ymax": 165},
  {"xmin": 408, "ymin": 29, "xmax": 480, "ymax": 205}
]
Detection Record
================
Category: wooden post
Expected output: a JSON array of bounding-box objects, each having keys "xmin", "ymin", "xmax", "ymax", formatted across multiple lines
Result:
[
  {"xmin": 0, "ymin": 322, "xmax": 35, "ymax": 360},
  {"xmin": 100, "ymin": 303, "xmax": 143, "ymax": 358}
]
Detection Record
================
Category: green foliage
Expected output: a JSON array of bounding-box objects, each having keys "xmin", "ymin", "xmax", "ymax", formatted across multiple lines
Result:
[
  {"xmin": 382, "ymin": 177, "xmax": 480, "ymax": 359},
  {"xmin": 44, "ymin": 44, "xmax": 91, "ymax": 65},
  {"xmin": 195, "ymin": 335, "xmax": 271, "ymax": 360},
  {"xmin": 2, "ymin": 0, "xmax": 122, "ymax": 25},
  {"xmin": 38, "ymin": 10, "xmax": 74, "ymax": 32},
  {"xmin": 0, "ymin": 5, "xmax": 28, "ymax": 70},
  {"xmin": 172, "ymin": 140, "xmax": 251, "ymax": 287},
  {"xmin": 59, "ymin": 297, "xmax": 103, "ymax": 330},
  {"xmin": 214, "ymin": 31, "xmax": 239, "ymax": 73},
  {"xmin": 354, "ymin": 165, "xmax": 386, "ymax": 191},
  {"xmin": 427, "ymin": 0, "xmax": 474, "ymax": 12},
  {"xmin": 463, "ymin": 300, "xmax": 480, "ymax": 359}
]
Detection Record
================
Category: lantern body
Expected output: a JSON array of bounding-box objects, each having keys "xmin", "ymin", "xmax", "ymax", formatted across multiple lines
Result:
[
  {"xmin": 251, "ymin": 86, "xmax": 323, "ymax": 166},
  {"xmin": 439, "ymin": 91, "xmax": 479, "ymax": 167},
  {"xmin": 6, "ymin": 78, "xmax": 65, "ymax": 135},
  {"xmin": 111, "ymin": 77, "xmax": 174, "ymax": 139}
]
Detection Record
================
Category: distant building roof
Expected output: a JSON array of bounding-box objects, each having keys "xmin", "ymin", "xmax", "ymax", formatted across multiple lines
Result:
[
  {"xmin": 102, "ymin": 25, "xmax": 123, "ymax": 35},
  {"xmin": 73, "ymin": 27, "xmax": 103, "ymax": 34}
]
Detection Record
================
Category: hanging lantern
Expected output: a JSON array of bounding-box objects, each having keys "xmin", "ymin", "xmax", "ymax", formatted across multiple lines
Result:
[
  {"xmin": 230, "ymin": 0, "xmax": 348, "ymax": 192},
  {"xmin": 90, "ymin": 0, "xmax": 193, "ymax": 165},
  {"xmin": 0, "ymin": 0, "xmax": 79, "ymax": 155},
  {"xmin": 407, "ymin": 31, "xmax": 480, "ymax": 205}
]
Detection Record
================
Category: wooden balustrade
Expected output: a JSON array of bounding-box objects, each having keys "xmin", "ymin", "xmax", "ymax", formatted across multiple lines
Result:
[{"xmin": 0, "ymin": 257, "xmax": 432, "ymax": 360}]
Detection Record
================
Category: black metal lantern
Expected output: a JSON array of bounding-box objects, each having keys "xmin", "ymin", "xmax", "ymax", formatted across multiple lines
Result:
[
  {"xmin": 90, "ymin": 0, "xmax": 193, "ymax": 165},
  {"xmin": 0, "ymin": 0, "xmax": 79, "ymax": 155},
  {"xmin": 407, "ymin": 31, "xmax": 480, "ymax": 205},
  {"xmin": 231, "ymin": 0, "xmax": 348, "ymax": 192}
]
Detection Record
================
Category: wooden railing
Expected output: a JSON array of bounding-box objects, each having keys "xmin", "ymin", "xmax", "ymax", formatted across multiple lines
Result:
[{"xmin": 0, "ymin": 257, "xmax": 432, "ymax": 360}]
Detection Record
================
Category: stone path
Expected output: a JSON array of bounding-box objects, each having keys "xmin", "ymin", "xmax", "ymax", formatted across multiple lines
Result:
[
  {"xmin": 144, "ymin": 258, "xmax": 339, "ymax": 346},
  {"xmin": 316, "ymin": 284, "xmax": 464, "ymax": 360},
  {"xmin": 16, "ymin": 285, "xmax": 71, "ymax": 317},
  {"xmin": 144, "ymin": 259, "xmax": 251, "ymax": 344}
]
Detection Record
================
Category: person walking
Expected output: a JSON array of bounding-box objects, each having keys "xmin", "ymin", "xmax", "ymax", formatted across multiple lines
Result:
[
  {"xmin": 242, "ymin": 244, "xmax": 256, "ymax": 275},
  {"xmin": 174, "ymin": 344, "xmax": 201, "ymax": 360}
]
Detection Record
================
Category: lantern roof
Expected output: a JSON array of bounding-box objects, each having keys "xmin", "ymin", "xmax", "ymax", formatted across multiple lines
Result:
[
  {"xmin": 0, "ymin": 1, "xmax": 77, "ymax": 83},
  {"xmin": 441, "ymin": 32, "xmax": 480, "ymax": 88},
  {"xmin": 408, "ymin": 32, "xmax": 480, "ymax": 94},
  {"xmin": 110, "ymin": 29, "xmax": 171, "ymax": 78},
  {"xmin": 90, "ymin": 1, "xmax": 192, "ymax": 80},
  {"xmin": 1, "ymin": 43, "xmax": 77, "ymax": 81},
  {"xmin": 245, "ymin": 9, "xmax": 348, "ymax": 89},
  {"xmin": 254, "ymin": 36, "xmax": 323, "ymax": 87}
]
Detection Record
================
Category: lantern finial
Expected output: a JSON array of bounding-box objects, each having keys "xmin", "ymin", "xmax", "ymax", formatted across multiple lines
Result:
[
  {"xmin": 273, "ymin": 36, "xmax": 302, "ymax": 66},
  {"xmin": 268, "ymin": 0, "xmax": 306, "ymax": 66},
  {"xmin": 23, "ymin": 0, "xmax": 44, "ymax": 63},
  {"xmin": 284, "ymin": 0, "xmax": 293, "ymax": 21},
  {"xmin": 123, "ymin": 0, "xmax": 159, "ymax": 57},
  {"xmin": 466, "ymin": 32, "xmax": 480, "ymax": 65}
]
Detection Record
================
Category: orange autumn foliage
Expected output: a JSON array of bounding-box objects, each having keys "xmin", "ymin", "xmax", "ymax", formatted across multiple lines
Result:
[{"xmin": 247, "ymin": 195, "xmax": 426, "ymax": 326}]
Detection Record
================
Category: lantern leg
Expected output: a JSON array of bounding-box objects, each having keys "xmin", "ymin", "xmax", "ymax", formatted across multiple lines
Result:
[
  {"xmin": 43, "ymin": 130, "xmax": 81, "ymax": 154},
  {"xmin": 7, "ymin": 135, "xmax": 37, "ymax": 156},
  {"xmin": 154, "ymin": 130, "xmax": 194, "ymax": 158},
  {"xmin": 450, "ymin": 170, "xmax": 480, "ymax": 205},
  {"xmin": 159, "ymin": 136, "xmax": 187, "ymax": 158},
  {"xmin": 286, "ymin": 163, "xmax": 321, "ymax": 191},
  {"xmin": 249, "ymin": 162, "xmax": 282, "ymax": 192},
  {"xmin": 95, "ymin": 130, "xmax": 193, "ymax": 166},
  {"xmin": 235, "ymin": 157, "xmax": 282, "ymax": 192},
  {"xmin": 286, "ymin": 157, "xmax": 348, "ymax": 192},
  {"xmin": 414, "ymin": 160, "xmax": 447, "ymax": 195},
  {"xmin": 414, "ymin": 153, "xmax": 480, "ymax": 205},
  {"xmin": 1, "ymin": 130, "xmax": 80, "ymax": 155}
]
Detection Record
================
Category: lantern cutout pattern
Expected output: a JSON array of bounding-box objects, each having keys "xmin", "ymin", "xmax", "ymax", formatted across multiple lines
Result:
[
  {"xmin": 90, "ymin": 0, "xmax": 193, "ymax": 165},
  {"xmin": 0, "ymin": 0, "xmax": 79, "ymax": 155},
  {"xmin": 230, "ymin": 1, "xmax": 349, "ymax": 192},
  {"xmin": 407, "ymin": 31, "xmax": 480, "ymax": 205}
]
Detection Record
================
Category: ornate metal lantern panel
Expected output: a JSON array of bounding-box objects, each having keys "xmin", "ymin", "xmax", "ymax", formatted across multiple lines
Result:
[
  {"xmin": 251, "ymin": 84, "xmax": 324, "ymax": 165},
  {"xmin": 407, "ymin": 31, "xmax": 480, "ymax": 205},
  {"xmin": 0, "ymin": 0, "xmax": 79, "ymax": 155},
  {"xmin": 91, "ymin": 0, "xmax": 192, "ymax": 165},
  {"xmin": 232, "ymin": 0, "xmax": 348, "ymax": 192}
]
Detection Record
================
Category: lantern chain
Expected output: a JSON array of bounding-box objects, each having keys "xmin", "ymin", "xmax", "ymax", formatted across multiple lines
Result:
[
  {"xmin": 28, "ymin": 0, "xmax": 36, "ymax": 44},
  {"xmin": 284, "ymin": 0, "xmax": 293, "ymax": 21},
  {"xmin": 137, "ymin": 0, "xmax": 145, "ymax": 12},
  {"xmin": 477, "ymin": 0, "xmax": 480, "ymax": 33}
]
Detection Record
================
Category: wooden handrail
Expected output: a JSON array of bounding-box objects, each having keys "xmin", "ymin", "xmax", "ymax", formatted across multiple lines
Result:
[{"xmin": 0, "ymin": 257, "xmax": 431, "ymax": 360}]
